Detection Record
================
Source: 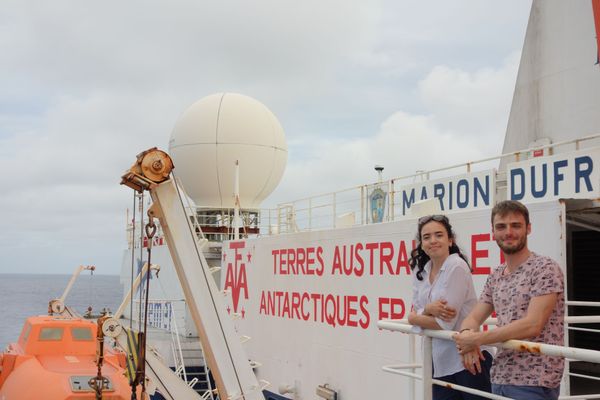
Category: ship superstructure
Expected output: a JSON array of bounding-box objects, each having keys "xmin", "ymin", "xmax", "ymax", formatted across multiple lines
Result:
[{"xmin": 118, "ymin": 1, "xmax": 600, "ymax": 399}]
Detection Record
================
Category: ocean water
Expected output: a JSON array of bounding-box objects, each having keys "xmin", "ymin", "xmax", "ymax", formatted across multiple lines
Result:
[{"xmin": 0, "ymin": 273, "xmax": 123, "ymax": 349}]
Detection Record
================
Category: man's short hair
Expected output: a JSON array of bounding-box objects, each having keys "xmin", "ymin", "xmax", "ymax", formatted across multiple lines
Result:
[{"xmin": 491, "ymin": 200, "xmax": 530, "ymax": 226}]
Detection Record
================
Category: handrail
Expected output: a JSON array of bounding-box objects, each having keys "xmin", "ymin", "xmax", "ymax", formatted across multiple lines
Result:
[
  {"xmin": 378, "ymin": 320, "xmax": 600, "ymax": 362},
  {"xmin": 386, "ymin": 133, "xmax": 600, "ymax": 187},
  {"xmin": 377, "ymin": 319, "xmax": 600, "ymax": 400},
  {"xmin": 169, "ymin": 299, "xmax": 188, "ymax": 383},
  {"xmin": 389, "ymin": 315, "xmax": 600, "ymax": 326},
  {"xmin": 566, "ymin": 301, "xmax": 600, "ymax": 307},
  {"xmin": 259, "ymin": 133, "xmax": 600, "ymax": 235}
]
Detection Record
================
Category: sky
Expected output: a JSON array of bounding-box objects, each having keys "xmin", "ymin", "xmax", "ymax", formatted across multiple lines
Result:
[{"xmin": 0, "ymin": 0, "xmax": 531, "ymax": 275}]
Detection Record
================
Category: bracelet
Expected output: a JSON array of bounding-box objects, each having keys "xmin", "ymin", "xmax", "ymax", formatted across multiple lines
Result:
[{"xmin": 459, "ymin": 328, "xmax": 472, "ymax": 333}]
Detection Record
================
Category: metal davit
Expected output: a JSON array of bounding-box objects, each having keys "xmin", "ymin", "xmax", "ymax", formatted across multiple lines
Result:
[{"xmin": 121, "ymin": 148, "xmax": 266, "ymax": 400}]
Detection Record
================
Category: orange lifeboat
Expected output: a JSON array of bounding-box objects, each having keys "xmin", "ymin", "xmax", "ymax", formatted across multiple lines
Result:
[{"xmin": 0, "ymin": 315, "xmax": 140, "ymax": 399}]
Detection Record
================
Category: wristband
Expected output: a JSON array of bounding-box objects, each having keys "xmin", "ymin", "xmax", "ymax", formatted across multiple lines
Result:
[{"xmin": 459, "ymin": 328, "xmax": 472, "ymax": 333}]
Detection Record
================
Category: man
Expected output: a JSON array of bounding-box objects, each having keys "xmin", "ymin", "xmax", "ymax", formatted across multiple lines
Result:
[{"xmin": 453, "ymin": 200, "xmax": 565, "ymax": 400}]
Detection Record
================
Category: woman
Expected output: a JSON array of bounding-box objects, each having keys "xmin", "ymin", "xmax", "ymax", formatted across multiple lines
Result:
[{"xmin": 408, "ymin": 214, "xmax": 492, "ymax": 400}]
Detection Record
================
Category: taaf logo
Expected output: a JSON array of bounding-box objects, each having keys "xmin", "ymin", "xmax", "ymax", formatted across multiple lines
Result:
[
  {"xmin": 370, "ymin": 188, "xmax": 386, "ymax": 223},
  {"xmin": 223, "ymin": 241, "xmax": 250, "ymax": 318}
]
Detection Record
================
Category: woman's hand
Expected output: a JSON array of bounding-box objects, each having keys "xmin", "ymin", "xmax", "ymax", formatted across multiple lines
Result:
[
  {"xmin": 424, "ymin": 300, "xmax": 456, "ymax": 321},
  {"xmin": 407, "ymin": 310, "xmax": 418, "ymax": 325}
]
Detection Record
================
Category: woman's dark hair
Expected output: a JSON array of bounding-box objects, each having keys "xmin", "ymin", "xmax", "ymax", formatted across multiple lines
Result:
[{"xmin": 409, "ymin": 214, "xmax": 470, "ymax": 281}]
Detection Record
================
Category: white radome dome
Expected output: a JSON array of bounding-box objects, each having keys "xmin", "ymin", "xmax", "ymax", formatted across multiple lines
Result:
[{"xmin": 169, "ymin": 93, "xmax": 287, "ymax": 209}]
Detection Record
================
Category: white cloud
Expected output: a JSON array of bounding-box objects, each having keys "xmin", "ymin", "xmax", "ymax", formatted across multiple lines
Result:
[
  {"xmin": 0, "ymin": 0, "xmax": 379, "ymax": 102},
  {"xmin": 418, "ymin": 51, "xmax": 521, "ymax": 142},
  {"xmin": 0, "ymin": 1, "xmax": 530, "ymax": 274},
  {"xmin": 268, "ymin": 54, "xmax": 520, "ymax": 204}
]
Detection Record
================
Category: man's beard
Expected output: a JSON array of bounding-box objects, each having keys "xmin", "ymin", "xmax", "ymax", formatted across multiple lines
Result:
[{"xmin": 496, "ymin": 235, "xmax": 527, "ymax": 255}]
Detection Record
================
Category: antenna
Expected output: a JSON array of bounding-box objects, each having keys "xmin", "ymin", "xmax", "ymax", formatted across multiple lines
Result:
[{"xmin": 374, "ymin": 165, "xmax": 384, "ymax": 183}]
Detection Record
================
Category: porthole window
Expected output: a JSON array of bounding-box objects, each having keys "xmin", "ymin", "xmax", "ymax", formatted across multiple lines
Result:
[
  {"xmin": 39, "ymin": 327, "xmax": 64, "ymax": 341},
  {"xmin": 71, "ymin": 327, "xmax": 93, "ymax": 341}
]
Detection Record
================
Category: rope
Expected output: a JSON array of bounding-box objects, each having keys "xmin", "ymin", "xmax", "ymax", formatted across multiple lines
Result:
[
  {"xmin": 132, "ymin": 192, "xmax": 147, "ymax": 400},
  {"xmin": 91, "ymin": 316, "xmax": 108, "ymax": 400},
  {"xmin": 130, "ymin": 191, "xmax": 149, "ymax": 399},
  {"xmin": 138, "ymin": 192, "xmax": 145, "ymax": 334},
  {"xmin": 139, "ymin": 218, "xmax": 157, "ymax": 398},
  {"xmin": 88, "ymin": 266, "xmax": 95, "ymax": 314},
  {"xmin": 129, "ymin": 192, "xmax": 136, "ymax": 330}
]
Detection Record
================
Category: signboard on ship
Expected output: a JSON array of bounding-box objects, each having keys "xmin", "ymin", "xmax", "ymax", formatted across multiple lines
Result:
[
  {"xmin": 508, "ymin": 147, "xmax": 600, "ymax": 202},
  {"xmin": 222, "ymin": 201, "xmax": 564, "ymax": 399},
  {"xmin": 397, "ymin": 170, "xmax": 495, "ymax": 217}
]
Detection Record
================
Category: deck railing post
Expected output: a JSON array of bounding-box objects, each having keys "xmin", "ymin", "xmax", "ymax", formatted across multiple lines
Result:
[
  {"xmin": 423, "ymin": 336, "xmax": 433, "ymax": 400},
  {"xmin": 362, "ymin": 186, "xmax": 367, "ymax": 224},
  {"xmin": 308, "ymin": 198, "xmax": 312, "ymax": 231},
  {"xmin": 409, "ymin": 334, "xmax": 416, "ymax": 400},
  {"xmin": 277, "ymin": 206, "xmax": 281, "ymax": 234},
  {"xmin": 388, "ymin": 179, "xmax": 394, "ymax": 221},
  {"xmin": 332, "ymin": 192, "xmax": 337, "ymax": 228}
]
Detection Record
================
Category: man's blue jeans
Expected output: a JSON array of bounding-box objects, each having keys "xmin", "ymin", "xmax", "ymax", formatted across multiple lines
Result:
[
  {"xmin": 491, "ymin": 383, "xmax": 560, "ymax": 400},
  {"xmin": 433, "ymin": 351, "xmax": 493, "ymax": 400}
]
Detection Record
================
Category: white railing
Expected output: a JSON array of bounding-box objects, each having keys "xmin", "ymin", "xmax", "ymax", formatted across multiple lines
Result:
[
  {"xmin": 257, "ymin": 133, "xmax": 600, "ymax": 235},
  {"xmin": 123, "ymin": 134, "xmax": 600, "ymax": 239},
  {"xmin": 377, "ymin": 318, "xmax": 600, "ymax": 400},
  {"xmin": 123, "ymin": 134, "xmax": 600, "ymax": 238},
  {"xmin": 168, "ymin": 300, "xmax": 188, "ymax": 384},
  {"xmin": 564, "ymin": 301, "xmax": 600, "ymax": 389}
]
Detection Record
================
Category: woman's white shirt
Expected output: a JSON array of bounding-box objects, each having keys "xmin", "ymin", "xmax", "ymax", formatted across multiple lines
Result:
[{"xmin": 411, "ymin": 253, "xmax": 491, "ymax": 377}]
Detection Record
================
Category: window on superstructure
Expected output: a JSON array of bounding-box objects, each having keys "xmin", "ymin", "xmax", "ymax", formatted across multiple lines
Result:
[
  {"xmin": 71, "ymin": 327, "xmax": 93, "ymax": 341},
  {"xmin": 39, "ymin": 327, "xmax": 64, "ymax": 341},
  {"xmin": 22, "ymin": 323, "xmax": 32, "ymax": 343}
]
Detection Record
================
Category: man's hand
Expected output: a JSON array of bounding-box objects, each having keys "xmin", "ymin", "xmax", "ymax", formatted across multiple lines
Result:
[
  {"xmin": 453, "ymin": 329, "xmax": 482, "ymax": 354},
  {"xmin": 424, "ymin": 300, "xmax": 456, "ymax": 322},
  {"xmin": 459, "ymin": 348, "xmax": 485, "ymax": 375}
]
